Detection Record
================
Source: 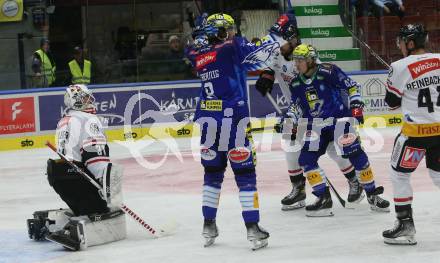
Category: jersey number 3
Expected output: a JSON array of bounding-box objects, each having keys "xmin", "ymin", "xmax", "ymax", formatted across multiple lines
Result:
[
  {"xmin": 204, "ymin": 82, "xmax": 214, "ymax": 98},
  {"xmin": 418, "ymin": 86, "xmax": 440, "ymax": 113}
]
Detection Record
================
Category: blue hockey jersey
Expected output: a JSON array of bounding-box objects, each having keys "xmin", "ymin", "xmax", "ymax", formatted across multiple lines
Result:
[
  {"xmin": 186, "ymin": 35, "xmax": 280, "ymax": 106},
  {"xmin": 289, "ymin": 63, "xmax": 361, "ymax": 121}
]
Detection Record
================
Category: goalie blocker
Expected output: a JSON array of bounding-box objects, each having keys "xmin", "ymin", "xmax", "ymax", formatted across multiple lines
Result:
[{"xmin": 27, "ymin": 158, "xmax": 126, "ymax": 250}]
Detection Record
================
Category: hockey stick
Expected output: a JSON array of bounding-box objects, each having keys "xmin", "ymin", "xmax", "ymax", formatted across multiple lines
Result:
[
  {"xmin": 338, "ymin": 4, "xmax": 390, "ymax": 69},
  {"xmin": 45, "ymin": 142, "xmax": 175, "ymax": 238},
  {"xmin": 326, "ymin": 177, "xmax": 347, "ymax": 208},
  {"xmin": 345, "ymin": 27, "xmax": 390, "ymax": 69}
]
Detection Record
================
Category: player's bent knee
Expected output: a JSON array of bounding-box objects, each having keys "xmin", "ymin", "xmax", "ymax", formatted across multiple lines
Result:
[
  {"xmin": 298, "ymin": 153, "xmax": 319, "ymax": 170},
  {"xmin": 204, "ymin": 166, "xmax": 225, "ymax": 187},
  {"xmin": 234, "ymin": 171, "xmax": 257, "ymax": 191}
]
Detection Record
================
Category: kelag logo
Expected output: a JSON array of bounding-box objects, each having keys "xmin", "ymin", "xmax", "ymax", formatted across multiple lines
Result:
[{"xmin": 21, "ymin": 139, "xmax": 34, "ymax": 147}]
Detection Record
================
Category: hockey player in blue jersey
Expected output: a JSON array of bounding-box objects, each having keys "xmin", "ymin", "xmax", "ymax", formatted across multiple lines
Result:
[
  {"xmin": 286, "ymin": 44, "xmax": 390, "ymax": 216},
  {"xmin": 255, "ymin": 11, "xmax": 364, "ymax": 211},
  {"xmin": 186, "ymin": 13, "xmax": 277, "ymax": 250}
]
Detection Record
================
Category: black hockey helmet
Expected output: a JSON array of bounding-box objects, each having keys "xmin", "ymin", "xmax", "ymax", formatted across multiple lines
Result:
[{"xmin": 398, "ymin": 24, "xmax": 428, "ymax": 51}]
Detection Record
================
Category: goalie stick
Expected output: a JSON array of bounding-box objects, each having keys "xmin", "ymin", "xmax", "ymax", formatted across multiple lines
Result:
[{"xmin": 45, "ymin": 141, "xmax": 175, "ymax": 238}]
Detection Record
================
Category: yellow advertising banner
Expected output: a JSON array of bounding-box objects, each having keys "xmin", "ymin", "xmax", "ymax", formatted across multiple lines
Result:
[{"xmin": 0, "ymin": 0, "xmax": 23, "ymax": 22}]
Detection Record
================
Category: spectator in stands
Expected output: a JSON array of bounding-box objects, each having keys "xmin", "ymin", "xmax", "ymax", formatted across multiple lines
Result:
[
  {"xmin": 68, "ymin": 47, "xmax": 92, "ymax": 85},
  {"xmin": 167, "ymin": 35, "xmax": 183, "ymax": 61},
  {"xmin": 371, "ymin": 0, "xmax": 405, "ymax": 19},
  {"xmin": 166, "ymin": 35, "xmax": 189, "ymax": 76},
  {"xmin": 32, "ymin": 38, "xmax": 56, "ymax": 88}
]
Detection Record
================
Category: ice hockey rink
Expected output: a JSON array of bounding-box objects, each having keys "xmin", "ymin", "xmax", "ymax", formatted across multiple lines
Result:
[{"xmin": 1, "ymin": 127, "xmax": 440, "ymax": 263}]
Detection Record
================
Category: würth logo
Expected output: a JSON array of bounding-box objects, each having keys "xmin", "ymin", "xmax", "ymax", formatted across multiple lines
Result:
[
  {"xmin": 196, "ymin": 51, "xmax": 217, "ymax": 70},
  {"xmin": 408, "ymin": 58, "xmax": 440, "ymax": 79}
]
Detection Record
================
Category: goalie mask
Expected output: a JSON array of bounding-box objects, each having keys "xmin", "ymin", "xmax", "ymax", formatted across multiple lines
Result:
[{"xmin": 64, "ymin": 84, "xmax": 96, "ymax": 112}]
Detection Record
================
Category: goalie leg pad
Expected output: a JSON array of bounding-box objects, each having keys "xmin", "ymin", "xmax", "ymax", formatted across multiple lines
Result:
[
  {"xmin": 82, "ymin": 209, "xmax": 127, "ymax": 248},
  {"xmin": 47, "ymin": 159, "xmax": 108, "ymax": 216},
  {"xmin": 104, "ymin": 163, "xmax": 124, "ymax": 208},
  {"xmin": 46, "ymin": 210, "xmax": 126, "ymax": 250}
]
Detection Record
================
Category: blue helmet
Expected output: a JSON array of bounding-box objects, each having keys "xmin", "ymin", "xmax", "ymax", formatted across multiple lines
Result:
[{"xmin": 270, "ymin": 11, "xmax": 299, "ymax": 41}]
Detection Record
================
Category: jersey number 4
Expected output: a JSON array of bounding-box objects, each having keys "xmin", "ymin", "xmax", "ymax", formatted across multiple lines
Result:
[{"xmin": 418, "ymin": 86, "xmax": 440, "ymax": 113}]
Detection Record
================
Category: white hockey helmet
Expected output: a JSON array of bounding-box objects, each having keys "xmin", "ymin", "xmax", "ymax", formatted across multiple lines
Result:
[{"xmin": 64, "ymin": 84, "xmax": 96, "ymax": 112}]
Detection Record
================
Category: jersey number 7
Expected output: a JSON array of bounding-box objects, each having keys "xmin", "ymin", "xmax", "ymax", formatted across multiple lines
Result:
[{"xmin": 418, "ymin": 86, "xmax": 440, "ymax": 113}]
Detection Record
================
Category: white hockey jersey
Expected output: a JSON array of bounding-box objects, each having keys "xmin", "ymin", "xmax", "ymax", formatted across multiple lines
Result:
[
  {"xmin": 55, "ymin": 109, "xmax": 110, "ymax": 179},
  {"xmin": 263, "ymin": 34, "xmax": 298, "ymax": 100},
  {"xmin": 386, "ymin": 53, "xmax": 440, "ymax": 137}
]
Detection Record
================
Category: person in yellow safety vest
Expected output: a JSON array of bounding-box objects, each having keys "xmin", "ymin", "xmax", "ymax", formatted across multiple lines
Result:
[
  {"xmin": 32, "ymin": 38, "xmax": 56, "ymax": 87},
  {"xmin": 68, "ymin": 46, "xmax": 91, "ymax": 85}
]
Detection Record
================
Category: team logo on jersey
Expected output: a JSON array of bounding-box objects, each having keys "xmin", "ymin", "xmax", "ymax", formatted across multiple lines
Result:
[
  {"xmin": 228, "ymin": 147, "xmax": 251, "ymax": 163},
  {"xmin": 196, "ymin": 51, "xmax": 217, "ymax": 70},
  {"xmin": 201, "ymin": 147, "xmax": 217, "ymax": 161},
  {"xmin": 305, "ymin": 89, "xmax": 323, "ymax": 116},
  {"xmin": 408, "ymin": 58, "xmax": 440, "ymax": 79},
  {"xmin": 242, "ymin": 42, "xmax": 280, "ymax": 65},
  {"xmin": 89, "ymin": 123, "xmax": 100, "ymax": 135},
  {"xmin": 400, "ymin": 146, "xmax": 426, "ymax": 169}
]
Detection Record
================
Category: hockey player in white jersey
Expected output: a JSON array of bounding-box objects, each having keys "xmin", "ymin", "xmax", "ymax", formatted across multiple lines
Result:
[
  {"xmin": 383, "ymin": 24, "xmax": 440, "ymax": 245},
  {"xmin": 255, "ymin": 12, "xmax": 364, "ymax": 211},
  {"xmin": 26, "ymin": 84, "xmax": 126, "ymax": 251}
]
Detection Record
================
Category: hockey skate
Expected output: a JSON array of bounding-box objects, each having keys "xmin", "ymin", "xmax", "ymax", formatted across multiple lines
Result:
[
  {"xmin": 46, "ymin": 220, "xmax": 86, "ymax": 251},
  {"xmin": 202, "ymin": 219, "xmax": 218, "ymax": 247},
  {"xmin": 306, "ymin": 187, "xmax": 333, "ymax": 217},
  {"xmin": 246, "ymin": 222, "xmax": 269, "ymax": 251},
  {"xmin": 27, "ymin": 210, "xmax": 51, "ymax": 241},
  {"xmin": 346, "ymin": 179, "xmax": 365, "ymax": 208},
  {"xmin": 383, "ymin": 211, "xmax": 416, "ymax": 245},
  {"xmin": 366, "ymin": 186, "xmax": 390, "ymax": 212},
  {"xmin": 27, "ymin": 209, "xmax": 71, "ymax": 241},
  {"xmin": 281, "ymin": 180, "xmax": 306, "ymax": 211}
]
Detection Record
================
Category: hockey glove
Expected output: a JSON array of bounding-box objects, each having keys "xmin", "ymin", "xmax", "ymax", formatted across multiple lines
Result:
[
  {"xmin": 350, "ymin": 100, "xmax": 365, "ymax": 124},
  {"xmin": 255, "ymin": 69, "xmax": 275, "ymax": 97}
]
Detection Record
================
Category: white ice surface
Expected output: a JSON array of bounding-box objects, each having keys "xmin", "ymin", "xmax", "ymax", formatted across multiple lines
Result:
[{"xmin": 1, "ymin": 127, "xmax": 440, "ymax": 263}]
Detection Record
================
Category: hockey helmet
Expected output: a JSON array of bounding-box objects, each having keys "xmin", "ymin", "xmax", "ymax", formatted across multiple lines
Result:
[
  {"xmin": 64, "ymin": 84, "xmax": 96, "ymax": 112},
  {"xmin": 397, "ymin": 24, "xmax": 428, "ymax": 50},
  {"xmin": 205, "ymin": 13, "xmax": 235, "ymax": 40},
  {"xmin": 270, "ymin": 11, "xmax": 299, "ymax": 41},
  {"xmin": 291, "ymin": 44, "xmax": 318, "ymax": 60}
]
